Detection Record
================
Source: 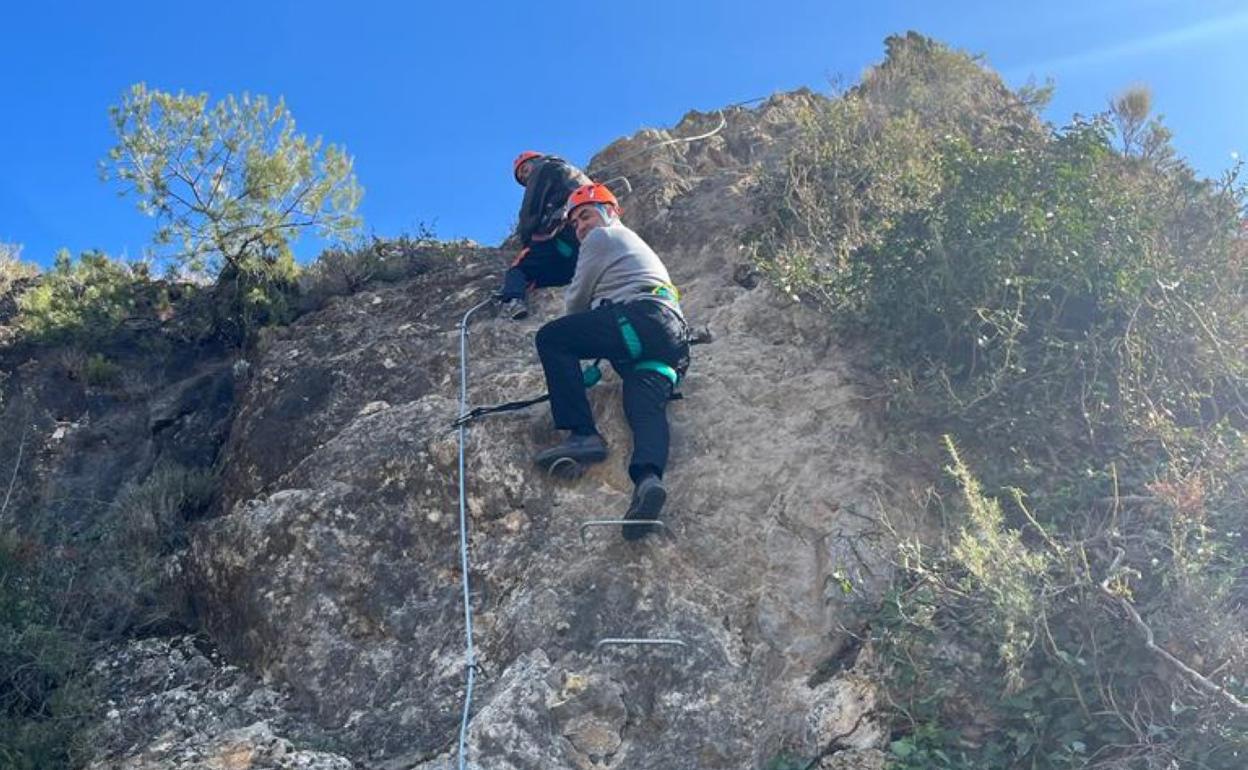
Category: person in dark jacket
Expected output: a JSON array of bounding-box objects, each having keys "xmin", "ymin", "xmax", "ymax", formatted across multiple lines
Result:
[
  {"xmin": 532, "ymin": 183, "xmax": 690, "ymax": 540},
  {"xmin": 495, "ymin": 151, "xmax": 591, "ymax": 319}
]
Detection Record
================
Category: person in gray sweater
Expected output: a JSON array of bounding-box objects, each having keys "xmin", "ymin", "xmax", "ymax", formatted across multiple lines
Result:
[{"xmin": 532, "ymin": 183, "xmax": 690, "ymax": 539}]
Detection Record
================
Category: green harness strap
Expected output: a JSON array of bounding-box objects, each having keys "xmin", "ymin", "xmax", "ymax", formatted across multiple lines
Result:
[
  {"xmin": 634, "ymin": 360, "xmax": 679, "ymax": 386},
  {"xmin": 616, "ymin": 314, "xmax": 643, "ymax": 358},
  {"xmin": 615, "ymin": 313, "xmax": 679, "ymax": 387},
  {"xmin": 556, "ymin": 238, "xmax": 574, "ymax": 258}
]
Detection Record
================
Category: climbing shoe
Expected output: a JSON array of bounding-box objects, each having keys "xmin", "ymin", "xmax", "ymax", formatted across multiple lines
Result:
[
  {"xmin": 534, "ymin": 432, "xmax": 608, "ymax": 471},
  {"xmin": 499, "ymin": 297, "xmax": 529, "ymax": 320},
  {"xmin": 623, "ymin": 474, "xmax": 666, "ymax": 540}
]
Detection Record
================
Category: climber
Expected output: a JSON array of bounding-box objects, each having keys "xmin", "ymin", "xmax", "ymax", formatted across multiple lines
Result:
[
  {"xmin": 494, "ymin": 151, "xmax": 591, "ymax": 320},
  {"xmin": 532, "ymin": 183, "xmax": 690, "ymax": 539}
]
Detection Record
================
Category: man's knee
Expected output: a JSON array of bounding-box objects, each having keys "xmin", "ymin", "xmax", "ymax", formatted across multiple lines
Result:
[{"xmin": 535, "ymin": 321, "xmax": 560, "ymax": 353}]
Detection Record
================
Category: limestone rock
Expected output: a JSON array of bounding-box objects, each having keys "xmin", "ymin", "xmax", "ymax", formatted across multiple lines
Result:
[
  {"xmin": 88, "ymin": 722, "xmax": 353, "ymax": 770},
  {"xmin": 63, "ymin": 91, "xmax": 923, "ymax": 769},
  {"xmin": 82, "ymin": 636, "xmax": 353, "ymax": 770}
]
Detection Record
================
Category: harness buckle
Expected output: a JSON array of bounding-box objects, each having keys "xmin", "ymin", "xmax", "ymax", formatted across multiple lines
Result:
[{"xmin": 649, "ymin": 283, "xmax": 681, "ymax": 302}]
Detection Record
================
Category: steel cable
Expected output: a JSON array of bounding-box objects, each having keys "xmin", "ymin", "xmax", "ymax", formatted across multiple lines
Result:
[
  {"xmin": 455, "ymin": 296, "xmax": 493, "ymax": 770},
  {"xmin": 589, "ymin": 95, "xmax": 768, "ymax": 179}
]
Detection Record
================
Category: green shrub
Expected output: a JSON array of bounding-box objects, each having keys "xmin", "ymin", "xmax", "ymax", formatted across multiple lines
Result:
[
  {"xmin": 298, "ymin": 227, "xmax": 443, "ymax": 309},
  {"xmin": 887, "ymin": 723, "xmax": 962, "ymax": 769},
  {"xmin": 750, "ymin": 33, "xmax": 1248, "ymax": 769},
  {"xmin": 15, "ymin": 250, "xmax": 142, "ymax": 347},
  {"xmin": 303, "ymin": 239, "xmax": 385, "ymax": 298},
  {"xmin": 114, "ymin": 462, "xmax": 215, "ymax": 553},
  {"xmin": 83, "ymin": 354, "xmax": 123, "ymax": 387},
  {"xmin": 0, "ymin": 243, "xmax": 39, "ymax": 300},
  {"xmin": 0, "ymin": 533, "xmax": 92, "ymax": 770},
  {"xmin": 874, "ymin": 444, "xmax": 1248, "ymax": 769},
  {"xmin": 13, "ymin": 246, "xmax": 299, "ymax": 350},
  {"xmin": 943, "ymin": 437, "xmax": 1048, "ymax": 694},
  {"xmin": 762, "ymin": 753, "xmax": 810, "ymax": 770},
  {"xmin": 69, "ymin": 462, "xmax": 215, "ymax": 637},
  {"xmin": 211, "ymin": 245, "xmax": 300, "ymax": 343},
  {"xmin": 0, "ymin": 461, "xmax": 215, "ymax": 767},
  {"xmin": 752, "ymin": 37, "xmax": 1244, "ymax": 470}
]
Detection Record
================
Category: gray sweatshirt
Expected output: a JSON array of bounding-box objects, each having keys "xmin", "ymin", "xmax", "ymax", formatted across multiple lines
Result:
[{"xmin": 563, "ymin": 222, "xmax": 682, "ymax": 317}]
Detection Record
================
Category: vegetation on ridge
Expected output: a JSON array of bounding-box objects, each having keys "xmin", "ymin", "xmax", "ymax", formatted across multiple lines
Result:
[
  {"xmin": 751, "ymin": 31, "xmax": 1247, "ymax": 770},
  {"xmin": 104, "ymin": 84, "xmax": 364, "ymax": 340}
]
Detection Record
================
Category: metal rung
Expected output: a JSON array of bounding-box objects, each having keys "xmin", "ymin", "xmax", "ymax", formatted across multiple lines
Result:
[
  {"xmin": 547, "ymin": 457, "xmax": 584, "ymax": 480},
  {"xmin": 594, "ymin": 637, "xmax": 688, "ymax": 658},
  {"xmin": 579, "ymin": 519, "xmax": 668, "ymax": 543},
  {"xmin": 602, "ymin": 176, "xmax": 633, "ymax": 195}
]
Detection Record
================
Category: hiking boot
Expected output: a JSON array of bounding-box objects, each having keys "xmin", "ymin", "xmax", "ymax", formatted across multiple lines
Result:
[
  {"xmin": 499, "ymin": 297, "xmax": 529, "ymax": 320},
  {"xmin": 534, "ymin": 432, "xmax": 608, "ymax": 470},
  {"xmin": 623, "ymin": 474, "xmax": 666, "ymax": 540}
]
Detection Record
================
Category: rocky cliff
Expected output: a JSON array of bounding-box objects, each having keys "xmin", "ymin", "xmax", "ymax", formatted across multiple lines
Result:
[{"xmin": 8, "ymin": 92, "xmax": 925, "ymax": 770}]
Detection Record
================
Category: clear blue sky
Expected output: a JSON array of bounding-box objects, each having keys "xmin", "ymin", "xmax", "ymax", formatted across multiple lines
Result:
[{"xmin": 2, "ymin": 0, "xmax": 1245, "ymax": 268}]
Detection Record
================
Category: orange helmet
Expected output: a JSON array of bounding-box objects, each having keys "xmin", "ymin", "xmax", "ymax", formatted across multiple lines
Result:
[
  {"xmin": 566, "ymin": 183, "xmax": 619, "ymax": 213},
  {"xmin": 512, "ymin": 151, "xmax": 543, "ymax": 184}
]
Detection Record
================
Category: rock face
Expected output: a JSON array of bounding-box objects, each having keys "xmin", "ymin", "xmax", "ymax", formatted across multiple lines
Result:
[
  {"xmin": 0, "ymin": 326, "xmax": 236, "ymax": 644},
  {"xmin": 83, "ymin": 636, "xmax": 352, "ymax": 770},
  {"xmin": 0, "ymin": 342, "xmax": 235, "ymax": 533},
  {"xmin": 79, "ymin": 92, "xmax": 918, "ymax": 769}
]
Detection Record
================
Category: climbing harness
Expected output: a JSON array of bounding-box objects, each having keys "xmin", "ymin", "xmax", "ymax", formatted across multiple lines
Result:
[
  {"xmin": 650, "ymin": 283, "xmax": 681, "ymax": 302},
  {"xmin": 454, "ymin": 297, "xmax": 493, "ymax": 770},
  {"xmin": 449, "ymin": 321, "xmax": 712, "ymax": 432},
  {"xmin": 614, "ymin": 306, "xmax": 682, "ymax": 388}
]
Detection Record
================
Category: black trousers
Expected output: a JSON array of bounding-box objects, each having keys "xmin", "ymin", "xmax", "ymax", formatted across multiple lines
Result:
[
  {"xmin": 535, "ymin": 300, "xmax": 689, "ymax": 482},
  {"xmin": 498, "ymin": 227, "xmax": 580, "ymax": 299}
]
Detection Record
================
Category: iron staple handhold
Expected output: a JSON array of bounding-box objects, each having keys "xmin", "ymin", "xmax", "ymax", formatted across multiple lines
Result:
[
  {"xmin": 594, "ymin": 637, "xmax": 690, "ymax": 658},
  {"xmin": 579, "ymin": 519, "xmax": 669, "ymax": 544},
  {"xmin": 602, "ymin": 175, "xmax": 633, "ymax": 195}
]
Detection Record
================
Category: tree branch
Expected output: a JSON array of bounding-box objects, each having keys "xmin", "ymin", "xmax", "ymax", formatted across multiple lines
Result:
[
  {"xmin": 1, "ymin": 420, "xmax": 28, "ymax": 521},
  {"xmin": 205, "ymin": 142, "xmax": 234, "ymax": 211},
  {"xmin": 1099, "ymin": 547, "xmax": 1248, "ymax": 716},
  {"xmin": 156, "ymin": 173, "xmax": 208, "ymax": 219},
  {"xmin": 802, "ymin": 708, "xmax": 880, "ymax": 770}
]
